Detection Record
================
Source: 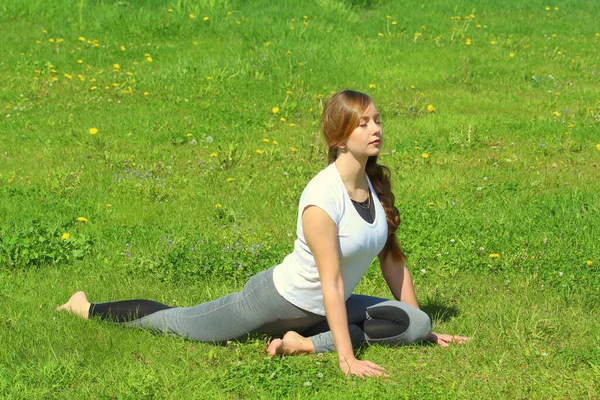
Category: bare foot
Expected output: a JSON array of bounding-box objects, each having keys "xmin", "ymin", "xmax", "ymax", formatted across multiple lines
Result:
[
  {"xmin": 267, "ymin": 331, "xmax": 315, "ymax": 357},
  {"xmin": 56, "ymin": 291, "xmax": 91, "ymax": 319}
]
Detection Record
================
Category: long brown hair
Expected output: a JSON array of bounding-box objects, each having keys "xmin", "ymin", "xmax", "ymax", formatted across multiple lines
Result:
[{"xmin": 321, "ymin": 90, "xmax": 407, "ymax": 264}]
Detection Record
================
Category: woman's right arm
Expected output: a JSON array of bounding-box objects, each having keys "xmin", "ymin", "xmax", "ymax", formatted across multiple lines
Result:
[{"xmin": 303, "ymin": 205, "xmax": 387, "ymax": 378}]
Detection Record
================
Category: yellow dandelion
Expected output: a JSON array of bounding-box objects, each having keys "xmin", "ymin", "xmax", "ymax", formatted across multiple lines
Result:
[
  {"xmin": 186, "ymin": 133, "xmax": 193, "ymax": 137},
  {"xmin": 256, "ymin": 149, "xmax": 264, "ymax": 154},
  {"xmin": 427, "ymin": 104, "xmax": 435, "ymax": 112},
  {"xmin": 189, "ymin": 13, "xmax": 196, "ymax": 19},
  {"xmin": 596, "ymin": 144, "xmax": 600, "ymax": 151},
  {"xmin": 280, "ymin": 117, "xmax": 286, "ymax": 122},
  {"xmin": 421, "ymin": 153, "xmax": 429, "ymax": 158},
  {"xmin": 265, "ymin": 41, "xmax": 271, "ymax": 46},
  {"xmin": 489, "ymin": 253, "xmax": 500, "ymax": 258},
  {"xmin": 210, "ymin": 152, "xmax": 218, "ymax": 157},
  {"xmin": 427, "ymin": 202, "xmax": 435, "ymax": 207},
  {"xmin": 490, "ymin": 41, "xmax": 497, "ymax": 45},
  {"xmin": 90, "ymin": 86, "xmax": 98, "ymax": 90},
  {"xmin": 120, "ymin": 45, "xmax": 126, "ymax": 51},
  {"xmin": 78, "ymin": 74, "xmax": 85, "ymax": 81},
  {"xmin": 369, "ymin": 84, "xmax": 376, "ymax": 89},
  {"xmin": 64, "ymin": 73, "xmax": 72, "ymax": 79},
  {"xmin": 168, "ymin": 8, "xmax": 173, "ymax": 12},
  {"xmin": 286, "ymin": 50, "xmax": 292, "ymax": 56},
  {"xmin": 288, "ymin": 123, "xmax": 296, "ymax": 127},
  {"xmin": 193, "ymin": 41, "xmax": 198, "ymax": 45},
  {"xmin": 553, "ymin": 111, "xmax": 561, "ymax": 117},
  {"xmin": 568, "ymin": 123, "xmax": 575, "ymax": 128},
  {"xmin": 466, "ymin": 38, "xmax": 472, "ymax": 45},
  {"xmin": 272, "ymin": 107, "xmax": 280, "ymax": 114},
  {"xmin": 564, "ymin": 131, "xmax": 571, "ymax": 135},
  {"xmin": 203, "ymin": 16, "xmax": 209, "ymax": 21},
  {"xmin": 392, "ymin": 21, "xmax": 397, "ymax": 25},
  {"xmin": 61, "ymin": 232, "xmax": 71, "ymax": 240},
  {"xmin": 545, "ymin": 6, "xmax": 550, "ymax": 11},
  {"xmin": 554, "ymin": 6, "xmax": 559, "ymax": 11},
  {"xmin": 410, "ymin": 85, "xmax": 416, "ymax": 89},
  {"xmin": 89, "ymin": 127, "xmax": 98, "ymax": 135},
  {"xmin": 42, "ymin": 29, "xmax": 48, "ymax": 34},
  {"xmin": 78, "ymin": 36, "xmax": 86, "ymax": 42},
  {"xmin": 215, "ymin": 203, "xmax": 223, "ymax": 208},
  {"xmin": 272, "ymin": 141, "xmax": 278, "ymax": 145},
  {"xmin": 146, "ymin": 57, "xmax": 153, "ymax": 62},
  {"xmin": 510, "ymin": 52, "xmax": 515, "ymax": 57},
  {"xmin": 76, "ymin": 217, "xmax": 88, "ymax": 222},
  {"xmin": 113, "ymin": 64, "xmax": 120, "ymax": 69},
  {"xmin": 386, "ymin": 15, "xmax": 392, "ymax": 19},
  {"xmin": 227, "ymin": 178, "xmax": 234, "ymax": 182},
  {"xmin": 289, "ymin": 147, "xmax": 298, "ymax": 152},
  {"xmin": 206, "ymin": 76, "xmax": 213, "ymax": 80},
  {"xmin": 77, "ymin": 59, "xmax": 83, "ymax": 64},
  {"xmin": 378, "ymin": 32, "xmax": 384, "ymax": 37},
  {"xmin": 106, "ymin": 203, "xmax": 112, "ymax": 208},
  {"xmin": 262, "ymin": 138, "xmax": 270, "ymax": 143},
  {"xmin": 586, "ymin": 260, "xmax": 593, "ymax": 266}
]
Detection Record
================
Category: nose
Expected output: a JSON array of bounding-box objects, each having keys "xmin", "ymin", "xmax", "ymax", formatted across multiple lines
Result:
[{"xmin": 371, "ymin": 121, "xmax": 382, "ymax": 135}]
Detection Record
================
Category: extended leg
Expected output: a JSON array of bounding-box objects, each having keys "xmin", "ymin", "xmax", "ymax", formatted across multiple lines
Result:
[{"xmin": 89, "ymin": 300, "xmax": 173, "ymax": 322}]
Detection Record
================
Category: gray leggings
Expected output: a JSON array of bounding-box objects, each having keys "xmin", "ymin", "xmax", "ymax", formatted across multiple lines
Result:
[{"xmin": 100, "ymin": 267, "xmax": 431, "ymax": 352}]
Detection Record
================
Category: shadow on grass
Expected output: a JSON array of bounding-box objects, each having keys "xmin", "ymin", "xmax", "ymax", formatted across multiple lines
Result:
[{"xmin": 421, "ymin": 300, "xmax": 459, "ymax": 324}]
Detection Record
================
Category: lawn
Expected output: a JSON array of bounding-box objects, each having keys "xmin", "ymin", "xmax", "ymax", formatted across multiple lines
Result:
[{"xmin": 1, "ymin": 0, "xmax": 599, "ymax": 398}]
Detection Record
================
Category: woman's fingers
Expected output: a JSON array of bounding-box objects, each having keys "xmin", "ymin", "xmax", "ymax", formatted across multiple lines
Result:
[
  {"xmin": 452, "ymin": 335, "xmax": 471, "ymax": 344},
  {"xmin": 347, "ymin": 359, "xmax": 388, "ymax": 378},
  {"xmin": 432, "ymin": 332, "xmax": 472, "ymax": 347},
  {"xmin": 364, "ymin": 360, "xmax": 386, "ymax": 370}
]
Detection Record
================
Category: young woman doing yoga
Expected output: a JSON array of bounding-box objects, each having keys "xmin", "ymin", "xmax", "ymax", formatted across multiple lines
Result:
[{"xmin": 57, "ymin": 89, "xmax": 469, "ymax": 378}]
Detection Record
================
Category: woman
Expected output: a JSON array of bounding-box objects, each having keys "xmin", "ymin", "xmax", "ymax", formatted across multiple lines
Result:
[{"xmin": 57, "ymin": 90, "xmax": 469, "ymax": 378}]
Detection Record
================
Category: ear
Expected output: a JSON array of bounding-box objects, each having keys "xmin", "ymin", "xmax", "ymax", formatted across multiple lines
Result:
[{"xmin": 337, "ymin": 140, "xmax": 348, "ymax": 151}]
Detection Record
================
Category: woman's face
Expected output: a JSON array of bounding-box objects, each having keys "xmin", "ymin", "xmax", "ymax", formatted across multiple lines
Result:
[{"xmin": 342, "ymin": 103, "xmax": 383, "ymax": 160}]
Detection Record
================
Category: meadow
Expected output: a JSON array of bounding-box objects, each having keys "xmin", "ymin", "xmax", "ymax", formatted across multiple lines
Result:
[{"xmin": 1, "ymin": 0, "xmax": 599, "ymax": 398}]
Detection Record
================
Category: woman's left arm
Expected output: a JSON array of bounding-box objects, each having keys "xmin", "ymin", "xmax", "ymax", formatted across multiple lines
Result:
[
  {"xmin": 378, "ymin": 253, "xmax": 418, "ymax": 308},
  {"xmin": 378, "ymin": 253, "xmax": 471, "ymax": 347}
]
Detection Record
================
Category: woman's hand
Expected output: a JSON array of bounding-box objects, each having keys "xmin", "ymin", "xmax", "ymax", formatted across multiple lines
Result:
[
  {"xmin": 429, "ymin": 332, "xmax": 471, "ymax": 348},
  {"xmin": 339, "ymin": 358, "xmax": 388, "ymax": 378}
]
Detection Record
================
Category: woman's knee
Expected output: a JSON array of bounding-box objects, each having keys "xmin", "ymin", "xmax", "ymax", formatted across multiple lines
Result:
[{"xmin": 364, "ymin": 301, "xmax": 431, "ymax": 346}]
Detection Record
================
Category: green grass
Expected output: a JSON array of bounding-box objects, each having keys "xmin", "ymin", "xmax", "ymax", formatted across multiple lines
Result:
[{"xmin": 1, "ymin": 0, "xmax": 599, "ymax": 398}]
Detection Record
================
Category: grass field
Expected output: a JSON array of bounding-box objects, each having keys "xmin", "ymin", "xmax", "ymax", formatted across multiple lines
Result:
[{"xmin": 1, "ymin": 0, "xmax": 599, "ymax": 398}]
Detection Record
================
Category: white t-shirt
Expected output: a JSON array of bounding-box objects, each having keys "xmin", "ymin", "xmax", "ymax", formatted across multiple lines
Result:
[{"xmin": 272, "ymin": 162, "xmax": 389, "ymax": 315}]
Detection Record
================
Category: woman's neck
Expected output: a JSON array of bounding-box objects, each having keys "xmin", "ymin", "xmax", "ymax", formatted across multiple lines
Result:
[{"xmin": 334, "ymin": 154, "xmax": 368, "ymax": 193}]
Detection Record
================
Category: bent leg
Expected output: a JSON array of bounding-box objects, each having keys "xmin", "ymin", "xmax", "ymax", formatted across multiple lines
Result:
[
  {"xmin": 363, "ymin": 300, "xmax": 431, "ymax": 345},
  {"xmin": 305, "ymin": 295, "xmax": 431, "ymax": 353}
]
